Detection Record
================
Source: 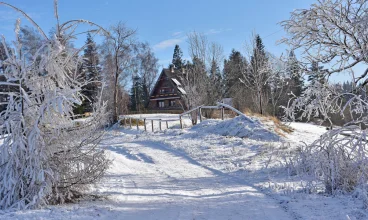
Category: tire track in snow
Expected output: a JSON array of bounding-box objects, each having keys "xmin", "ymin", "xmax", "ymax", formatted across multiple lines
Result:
[{"xmin": 107, "ymin": 139, "xmax": 295, "ymax": 219}]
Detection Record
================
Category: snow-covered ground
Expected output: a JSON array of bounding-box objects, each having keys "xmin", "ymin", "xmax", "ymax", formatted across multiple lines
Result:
[{"xmin": 2, "ymin": 114, "xmax": 367, "ymax": 220}]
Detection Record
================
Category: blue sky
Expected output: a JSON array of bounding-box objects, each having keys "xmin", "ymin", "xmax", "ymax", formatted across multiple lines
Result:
[{"xmin": 0, "ymin": 0, "xmax": 351, "ymax": 82}]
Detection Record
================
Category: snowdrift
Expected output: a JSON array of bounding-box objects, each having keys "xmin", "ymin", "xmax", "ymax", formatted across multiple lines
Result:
[{"xmin": 191, "ymin": 116, "xmax": 280, "ymax": 141}]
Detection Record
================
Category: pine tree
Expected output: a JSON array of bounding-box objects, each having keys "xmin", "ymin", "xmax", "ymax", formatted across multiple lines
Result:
[
  {"xmin": 129, "ymin": 76, "xmax": 147, "ymax": 112},
  {"xmin": 308, "ymin": 61, "xmax": 325, "ymax": 85},
  {"xmin": 223, "ymin": 49, "xmax": 245, "ymax": 97},
  {"xmin": 172, "ymin": 44, "xmax": 183, "ymax": 69},
  {"xmin": 246, "ymin": 34, "xmax": 270, "ymax": 115},
  {"xmin": 249, "ymin": 34, "xmax": 268, "ymax": 87},
  {"xmin": 80, "ymin": 33, "xmax": 101, "ymax": 113},
  {"xmin": 209, "ymin": 58, "xmax": 223, "ymax": 102},
  {"xmin": 287, "ymin": 50, "xmax": 304, "ymax": 96}
]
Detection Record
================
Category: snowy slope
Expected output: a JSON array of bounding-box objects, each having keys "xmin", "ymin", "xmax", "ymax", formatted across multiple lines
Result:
[{"xmin": 1, "ymin": 115, "xmax": 367, "ymax": 220}]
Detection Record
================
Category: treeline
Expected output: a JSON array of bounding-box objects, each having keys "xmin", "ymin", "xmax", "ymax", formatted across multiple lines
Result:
[
  {"xmin": 0, "ymin": 22, "xmax": 159, "ymax": 122},
  {"xmin": 162, "ymin": 33, "xmax": 307, "ymax": 118},
  {"xmin": 160, "ymin": 33, "xmax": 363, "ymax": 123},
  {"xmin": 1, "ymin": 25, "xmax": 359, "ymax": 122}
]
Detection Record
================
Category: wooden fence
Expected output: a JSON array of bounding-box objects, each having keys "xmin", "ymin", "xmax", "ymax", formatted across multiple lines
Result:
[
  {"xmin": 119, "ymin": 116, "xmax": 181, "ymax": 132},
  {"xmin": 119, "ymin": 102, "xmax": 250, "ymax": 132}
]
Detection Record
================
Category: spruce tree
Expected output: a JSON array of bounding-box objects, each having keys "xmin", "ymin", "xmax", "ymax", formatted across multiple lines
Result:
[
  {"xmin": 172, "ymin": 44, "xmax": 183, "ymax": 69},
  {"xmin": 209, "ymin": 59, "xmax": 223, "ymax": 101},
  {"xmin": 249, "ymin": 35, "xmax": 268, "ymax": 87},
  {"xmin": 308, "ymin": 61, "xmax": 325, "ymax": 85},
  {"xmin": 223, "ymin": 49, "xmax": 245, "ymax": 97},
  {"xmin": 287, "ymin": 50, "xmax": 304, "ymax": 96},
  {"xmin": 129, "ymin": 76, "xmax": 147, "ymax": 112},
  {"xmin": 248, "ymin": 34, "xmax": 269, "ymax": 115},
  {"xmin": 81, "ymin": 33, "xmax": 101, "ymax": 112}
]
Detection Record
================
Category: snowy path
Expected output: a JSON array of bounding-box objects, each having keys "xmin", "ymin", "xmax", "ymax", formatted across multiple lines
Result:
[
  {"xmin": 3, "ymin": 117, "xmax": 365, "ymax": 219},
  {"xmin": 1, "ymin": 135, "xmax": 292, "ymax": 220},
  {"xmin": 92, "ymin": 139, "xmax": 293, "ymax": 220}
]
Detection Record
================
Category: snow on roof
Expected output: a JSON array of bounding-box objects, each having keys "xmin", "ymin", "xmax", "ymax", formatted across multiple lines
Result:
[
  {"xmin": 172, "ymin": 78, "xmax": 182, "ymax": 86},
  {"xmin": 178, "ymin": 87, "xmax": 187, "ymax": 95},
  {"xmin": 221, "ymin": 98, "xmax": 233, "ymax": 106}
]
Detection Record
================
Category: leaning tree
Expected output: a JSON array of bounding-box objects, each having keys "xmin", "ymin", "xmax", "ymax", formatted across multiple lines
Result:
[{"xmin": 0, "ymin": 0, "xmax": 110, "ymax": 210}]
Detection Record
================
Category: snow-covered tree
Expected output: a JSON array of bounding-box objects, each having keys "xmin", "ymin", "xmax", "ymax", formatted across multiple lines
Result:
[
  {"xmin": 281, "ymin": 0, "xmax": 368, "ymax": 89},
  {"xmin": 0, "ymin": 42, "xmax": 9, "ymax": 74},
  {"xmin": 268, "ymin": 54, "xmax": 288, "ymax": 116},
  {"xmin": 282, "ymin": 0, "xmax": 368, "ymax": 194},
  {"xmin": 0, "ymin": 1, "xmax": 109, "ymax": 210},
  {"xmin": 307, "ymin": 61, "xmax": 326, "ymax": 85},
  {"xmin": 240, "ymin": 34, "xmax": 272, "ymax": 115},
  {"xmin": 80, "ymin": 33, "xmax": 101, "ymax": 113},
  {"xmin": 286, "ymin": 50, "xmax": 303, "ymax": 97}
]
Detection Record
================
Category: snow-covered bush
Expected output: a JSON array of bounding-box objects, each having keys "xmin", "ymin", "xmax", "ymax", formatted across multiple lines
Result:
[
  {"xmin": 283, "ymin": 82, "xmax": 341, "ymax": 127},
  {"xmin": 285, "ymin": 82, "xmax": 368, "ymax": 194},
  {"xmin": 291, "ymin": 126, "xmax": 368, "ymax": 194},
  {"xmin": 281, "ymin": 0, "xmax": 368, "ymax": 195},
  {"xmin": 0, "ymin": 1, "xmax": 109, "ymax": 210}
]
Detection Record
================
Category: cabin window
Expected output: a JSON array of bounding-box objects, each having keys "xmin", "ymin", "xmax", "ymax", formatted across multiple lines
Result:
[
  {"xmin": 159, "ymin": 87, "xmax": 173, "ymax": 94},
  {"xmin": 169, "ymin": 100, "xmax": 175, "ymax": 107},
  {"xmin": 158, "ymin": 101, "xmax": 165, "ymax": 108}
]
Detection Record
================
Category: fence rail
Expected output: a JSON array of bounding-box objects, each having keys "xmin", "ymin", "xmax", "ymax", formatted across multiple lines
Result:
[
  {"xmin": 119, "ymin": 103, "xmax": 250, "ymax": 132},
  {"xmin": 119, "ymin": 115, "xmax": 182, "ymax": 132}
]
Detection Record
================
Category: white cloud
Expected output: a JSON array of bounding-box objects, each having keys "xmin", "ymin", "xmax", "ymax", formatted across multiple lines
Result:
[
  {"xmin": 204, "ymin": 28, "xmax": 232, "ymax": 35},
  {"xmin": 154, "ymin": 28, "xmax": 232, "ymax": 51},
  {"xmin": 172, "ymin": 31, "xmax": 183, "ymax": 37},
  {"xmin": 153, "ymin": 38, "xmax": 184, "ymax": 51}
]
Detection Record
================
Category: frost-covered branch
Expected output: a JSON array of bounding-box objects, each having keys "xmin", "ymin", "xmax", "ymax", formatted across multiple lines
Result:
[
  {"xmin": 281, "ymin": 0, "xmax": 368, "ymax": 88},
  {"xmin": 0, "ymin": 1, "xmax": 109, "ymax": 210}
]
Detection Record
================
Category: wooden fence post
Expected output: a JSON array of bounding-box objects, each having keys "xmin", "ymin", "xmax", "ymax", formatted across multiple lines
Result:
[
  {"xmin": 159, "ymin": 119, "xmax": 162, "ymax": 131},
  {"xmin": 221, "ymin": 106, "xmax": 224, "ymax": 120},
  {"xmin": 166, "ymin": 121, "xmax": 168, "ymax": 129},
  {"xmin": 129, "ymin": 118, "xmax": 132, "ymax": 128},
  {"xmin": 151, "ymin": 120, "xmax": 154, "ymax": 132},
  {"xmin": 136, "ymin": 119, "xmax": 139, "ymax": 130},
  {"xmin": 144, "ymin": 118, "xmax": 147, "ymax": 131},
  {"xmin": 199, "ymin": 108, "xmax": 202, "ymax": 122},
  {"xmin": 180, "ymin": 116, "xmax": 183, "ymax": 129}
]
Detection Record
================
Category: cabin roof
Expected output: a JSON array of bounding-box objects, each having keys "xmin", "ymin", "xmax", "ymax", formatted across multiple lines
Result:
[{"xmin": 150, "ymin": 68, "xmax": 186, "ymax": 97}]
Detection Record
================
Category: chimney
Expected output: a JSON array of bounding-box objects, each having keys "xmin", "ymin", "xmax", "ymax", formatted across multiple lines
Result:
[{"xmin": 169, "ymin": 64, "xmax": 175, "ymax": 73}]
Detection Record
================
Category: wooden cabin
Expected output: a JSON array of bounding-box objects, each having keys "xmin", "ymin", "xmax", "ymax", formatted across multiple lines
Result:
[{"xmin": 148, "ymin": 66, "xmax": 186, "ymax": 111}]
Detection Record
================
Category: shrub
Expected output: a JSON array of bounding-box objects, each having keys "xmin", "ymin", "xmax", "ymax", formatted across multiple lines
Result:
[{"xmin": 291, "ymin": 126, "xmax": 368, "ymax": 194}]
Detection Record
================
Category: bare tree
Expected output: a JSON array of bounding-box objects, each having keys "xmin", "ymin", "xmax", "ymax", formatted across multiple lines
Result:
[
  {"xmin": 134, "ymin": 42, "xmax": 159, "ymax": 106},
  {"xmin": 100, "ymin": 22, "xmax": 137, "ymax": 122},
  {"xmin": 268, "ymin": 55, "xmax": 288, "ymax": 116},
  {"xmin": 280, "ymin": 0, "xmax": 368, "ymax": 89},
  {"xmin": 180, "ymin": 32, "xmax": 225, "ymax": 124},
  {"xmin": 180, "ymin": 57, "xmax": 208, "ymax": 124},
  {"xmin": 187, "ymin": 31, "xmax": 208, "ymax": 64}
]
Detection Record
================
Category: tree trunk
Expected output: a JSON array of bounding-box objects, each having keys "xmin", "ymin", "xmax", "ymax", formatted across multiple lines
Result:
[
  {"xmin": 113, "ymin": 50, "xmax": 120, "ymax": 123},
  {"xmin": 259, "ymin": 89, "xmax": 263, "ymax": 115}
]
